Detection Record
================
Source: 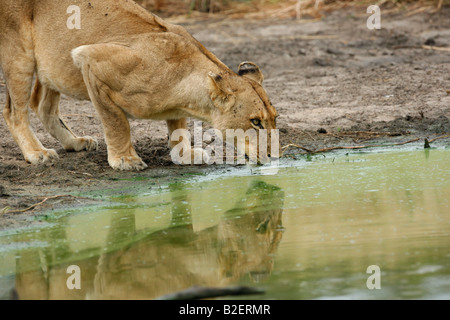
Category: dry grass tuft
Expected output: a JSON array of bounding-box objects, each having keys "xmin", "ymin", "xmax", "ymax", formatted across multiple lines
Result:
[{"xmin": 135, "ymin": 0, "xmax": 448, "ymax": 19}]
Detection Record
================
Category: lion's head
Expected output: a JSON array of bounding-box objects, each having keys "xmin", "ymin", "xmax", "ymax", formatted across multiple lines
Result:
[{"xmin": 207, "ymin": 62, "xmax": 279, "ymax": 164}]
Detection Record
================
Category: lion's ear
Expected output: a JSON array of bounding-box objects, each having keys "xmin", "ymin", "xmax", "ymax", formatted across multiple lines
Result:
[
  {"xmin": 238, "ymin": 61, "xmax": 264, "ymax": 84},
  {"xmin": 207, "ymin": 72, "xmax": 236, "ymax": 111}
]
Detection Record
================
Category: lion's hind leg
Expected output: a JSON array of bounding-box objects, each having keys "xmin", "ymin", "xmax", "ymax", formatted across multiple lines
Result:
[
  {"xmin": 30, "ymin": 80, "xmax": 98, "ymax": 152},
  {"xmin": 1, "ymin": 21, "xmax": 61, "ymax": 165},
  {"xmin": 2, "ymin": 75, "xmax": 59, "ymax": 165}
]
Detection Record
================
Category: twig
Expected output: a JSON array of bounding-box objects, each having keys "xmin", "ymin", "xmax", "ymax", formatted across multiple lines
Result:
[
  {"xmin": 428, "ymin": 134, "xmax": 450, "ymax": 143},
  {"xmin": 315, "ymin": 138, "xmax": 420, "ymax": 153},
  {"xmin": 270, "ymin": 4, "xmax": 295, "ymax": 17},
  {"xmin": 281, "ymin": 143, "xmax": 314, "ymax": 154},
  {"xmin": 68, "ymin": 170, "xmax": 93, "ymax": 177},
  {"xmin": 2, "ymin": 195, "xmax": 78, "ymax": 214},
  {"xmin": 1, "ymin": 207, "xmax": 12, "ymax": 216},
  {"xmin": 327, "ymin": 132, "xmax": 345, "ymax": 140},
  {"xmin": 313, "ymin": 145, "xmax": 376, "ymax": 153},
  {"xmin": 335, "ymin": 131, "xmax": 404, "ymax": 137},
  {"xmin": 305, "ymin": 130, "xmax": 317, "ymax": 141},
  {"xmin": 282, "ymin": 138, "xmax": 421, "ymax": 156},
  {"xmin": 296, "ymin": 129, "xmax": 316, "ymax": 141},
  {"xmin": 393, "ymin": 45, "xmax": 450, "ymax": 52},
  {"xmin": 281, "ymin": 34, "xmax": 338, "ymax": 41},
  {"xmin": 404, "ymin": 6, "xmax": 430, "ymax": 17},
  {"xmin": 432, "ymin": 0, "xmax": 443, "ymax": 13},
  {"xmin": 156, "ymin": 286, "xmax": 265, "ymax": 300},
  {"xmin": 63, "ymin": 114, "xmax": 96, "ymax": 118},
  {"xmin": 422, "ymin": 45, "xmax": 450, "ymax": 52}
]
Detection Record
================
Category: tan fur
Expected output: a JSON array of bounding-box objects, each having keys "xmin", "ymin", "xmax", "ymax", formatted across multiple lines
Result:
[{"xmin": 0, "ymin": 0, "xmax": 278, "ymax": 170}]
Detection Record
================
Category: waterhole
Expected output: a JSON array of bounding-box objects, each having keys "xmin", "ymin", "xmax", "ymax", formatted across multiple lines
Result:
[{"xmin": 0, "ymin": 148, "xmax": 449, "ymax": 299}]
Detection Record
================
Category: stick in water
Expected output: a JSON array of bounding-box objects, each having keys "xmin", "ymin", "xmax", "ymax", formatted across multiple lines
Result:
[{"xmin": 156, "ymin": 286, "xmax": 265, "ymax": 300}]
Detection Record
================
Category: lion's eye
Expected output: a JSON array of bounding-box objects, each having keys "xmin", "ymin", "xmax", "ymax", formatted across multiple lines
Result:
[{"xmin": 251, "ymin": 119, "xmax": 262, "ymax": 128}]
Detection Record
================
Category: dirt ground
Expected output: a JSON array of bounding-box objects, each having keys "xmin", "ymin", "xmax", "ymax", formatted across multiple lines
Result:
[{"xmin": 0, "ymin": 7, "xmax": 449, "ymax": 230}]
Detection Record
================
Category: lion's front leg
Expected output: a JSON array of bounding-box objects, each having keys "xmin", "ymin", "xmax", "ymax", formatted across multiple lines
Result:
[
  {"xmin": 95, "ymin": 99, "xmax": 147, "ymax": 171},
  {"xmin": 102, "ymin": 110, "xmax": 147, "ymax": 171},
  {"xmin": 167, "ymin": 118, "xmax": 209, "ymax": 165},
  {"xmin": 73, "ymin": 44, "xmax": 148, "ymax": 171}
]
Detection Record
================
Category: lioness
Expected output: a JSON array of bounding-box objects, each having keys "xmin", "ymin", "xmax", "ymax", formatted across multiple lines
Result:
[{"xmin": 0, "ymin": 0, "xmax": 278, "ymax": 170}]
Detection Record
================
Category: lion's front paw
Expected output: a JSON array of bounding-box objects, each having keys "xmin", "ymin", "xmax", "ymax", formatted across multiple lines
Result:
[
  {"xmin": 108, "ymin": 155, "xmax": 148, "ymax": 171},
  {"xmin": 65, "ymin": 136, "xmax": 98, "ymax": 152},
  {"xmin": 25, "ymin": 148, "xmax": 59, "ymax": 165}
]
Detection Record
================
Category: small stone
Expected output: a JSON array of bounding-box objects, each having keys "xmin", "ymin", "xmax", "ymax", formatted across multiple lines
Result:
[
  {"xmin": 0, "ymin": 185, "xmax": 8, "ymax": 197},
  {"xmin": 424, "ymin": 38, "xmax": 436, "ymax": 46}
]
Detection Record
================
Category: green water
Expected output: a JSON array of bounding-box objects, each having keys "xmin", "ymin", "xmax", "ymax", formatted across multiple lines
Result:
[{"xmin": 0, "ymin": 148, "xmax": 449, "ymax": 300}]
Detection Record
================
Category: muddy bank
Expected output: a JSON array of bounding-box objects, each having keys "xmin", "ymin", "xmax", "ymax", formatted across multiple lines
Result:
[{"xmin": 0, "ymin": 8, "xmax": 449, "ymax": 230}]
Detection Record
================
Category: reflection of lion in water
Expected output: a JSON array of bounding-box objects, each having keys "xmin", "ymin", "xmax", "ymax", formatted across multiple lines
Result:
[
  {"xmin": 14, "ymin": 181, "xmax": 284, "ymax": 300},
  {"xmin": 217, "ymin": 181, "xmax": 284, "ymax": 282}
]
